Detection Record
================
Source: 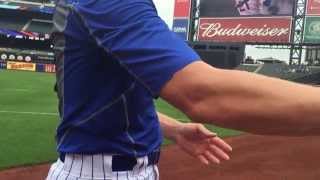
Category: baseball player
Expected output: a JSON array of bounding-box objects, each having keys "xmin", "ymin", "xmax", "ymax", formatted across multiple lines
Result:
[{"xmin": 47, "ymin": 0, "xmax": 320, "ymax": 179}]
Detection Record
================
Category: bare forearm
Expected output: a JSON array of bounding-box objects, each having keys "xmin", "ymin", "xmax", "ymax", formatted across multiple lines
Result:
[
  {"xmin": 195, "ymin": 70, "xmax": 319, "ymax": 135},
  {"xmin": 158, "ymin": 112, "xmax": 182, "ymax": 140},
  {"xmin": 161, "ymin": 61, "xmax": 320, "ymax": 136}
]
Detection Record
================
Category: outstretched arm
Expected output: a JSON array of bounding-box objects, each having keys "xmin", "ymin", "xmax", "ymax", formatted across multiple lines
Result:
[
  {"xmin": 160, "ymin": 61, "xmax": 320, "ymax": 136},
  {"xmin": 158, "ymin": 112, "xmax": 232, "ymax": 165}
]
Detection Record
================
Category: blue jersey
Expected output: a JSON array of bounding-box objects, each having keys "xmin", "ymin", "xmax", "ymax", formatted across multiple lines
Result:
[{"xmin": 53, "ymin": 0, "xmax": 199, "ymax": 157}]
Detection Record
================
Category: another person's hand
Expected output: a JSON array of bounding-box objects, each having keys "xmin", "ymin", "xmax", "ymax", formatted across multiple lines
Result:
[{"xmin": 173, "ymin": 123, "xmax": 232, "ymax": 165}]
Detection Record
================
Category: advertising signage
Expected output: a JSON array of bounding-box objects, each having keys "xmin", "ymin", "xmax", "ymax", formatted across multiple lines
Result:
[
  {"xmin": 0, "ymin": 29, "xmax": 50, "ymax": 40},
  {"xmin": 307, "ymin": 0, "xmax": 320, "ymax": 15},
  {"xmin": 172, "ymin": 19, "xmax": 190, "ymax": 40},
  {"xmin": 198, "ymin": 0, "xmax": 294, "ymax": 43},
  {"xmin": 198, "ymin": 17, "xmax": 292, "ymax": 43},
  {"xmin": 7, "ymin": 61, "xmax": 36, "ymax": 71},
  {"xmin": 174, "ymin": 0, "xmax": 192, "ymax": 17},
  {"xmin": 0, "ymin": 60, "xmax": 6, "ymax": 69},
  {"xmin": 304, "ymin": 16, "xmax": 320, "ymax": 44},
  {"xmin": 172, "ymin": 0, "xmax": 192, "ymax": 40},
  {"xmin": 305, "ymin": 0, "xmax": 320, "ymax": 44}
]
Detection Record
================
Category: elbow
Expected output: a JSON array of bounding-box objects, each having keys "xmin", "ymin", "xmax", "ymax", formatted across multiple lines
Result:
[
  {"xmin": 184, "ymin": 97, "xmax": 232, "ymax": 126},
  {"xmin": 185, "ymin": 93, "xmax": 249, "ymax": 130}
]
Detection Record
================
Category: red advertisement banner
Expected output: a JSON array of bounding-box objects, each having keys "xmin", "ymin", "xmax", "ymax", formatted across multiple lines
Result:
[
  {"xmin": 45, "ymin": 64, "xmax": 56, "ymax": 73},
  {"xmin": 307, "ymin": 0, "xmax": 320, "ymax": 15},
  {"xmin": 197, "ymin": 18, "xmax": 292, "ymax": 43},
  {"xmin": 173, "ymin": 0, "xmax": 191, "ymax": 18}
]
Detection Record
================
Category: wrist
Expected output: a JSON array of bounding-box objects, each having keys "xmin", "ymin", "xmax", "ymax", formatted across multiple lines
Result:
[
  {"xmin": 169, "ymin": 122, "xmax": 185, "ymax": 143},
  {"xmin": 158, "ymin": 112, "xmax": 186, "ymax": 142},
  {"xmin": 165, "ymin": 120, "xmax": 184, "ymax": 142}
]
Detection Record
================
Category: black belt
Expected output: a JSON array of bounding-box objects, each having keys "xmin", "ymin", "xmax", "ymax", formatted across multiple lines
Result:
[{"xmin": 59, "ymin": 151, "xmax": 160, "ymax": 171}]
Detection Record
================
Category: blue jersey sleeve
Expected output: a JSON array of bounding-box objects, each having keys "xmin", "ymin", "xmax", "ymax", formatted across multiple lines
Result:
[{"xmin": 74, "ymin": 0, "xmax": 200, "ymax": 97}]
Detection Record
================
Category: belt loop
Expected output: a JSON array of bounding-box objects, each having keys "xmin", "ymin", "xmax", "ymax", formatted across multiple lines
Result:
[
  {"xmin": 155, "ymin": 150, "xmax": 160, "ymax": 163},
  {"xmin": 112, "ymin": 155, "xmax": 137, "ymax": 171},
  {"xmin": 148, "ymin": 150, "xmax": 160, "ymax": 166}
]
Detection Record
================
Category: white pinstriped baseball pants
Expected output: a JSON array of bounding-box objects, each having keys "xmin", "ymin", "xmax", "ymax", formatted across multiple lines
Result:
[{"xmin": 46, "ymin": 154, "xmax": 159, "ymax": 180}]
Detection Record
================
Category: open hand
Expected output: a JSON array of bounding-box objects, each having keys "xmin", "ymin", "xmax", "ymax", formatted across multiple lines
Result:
[{"xmin": 173, "ymin": 123, "xmax": 232, "ymax": 165}]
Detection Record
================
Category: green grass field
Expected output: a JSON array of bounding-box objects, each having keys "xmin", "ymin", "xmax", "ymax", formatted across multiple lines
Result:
[{"xmin": 0, "ymin": 70, "xmax": 240, "ymax": 170}]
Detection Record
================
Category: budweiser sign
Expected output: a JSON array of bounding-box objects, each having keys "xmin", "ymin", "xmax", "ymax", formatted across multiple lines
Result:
[{"xmin": 198, "ymin": 18, "xmax": 292, "ymax": 43}]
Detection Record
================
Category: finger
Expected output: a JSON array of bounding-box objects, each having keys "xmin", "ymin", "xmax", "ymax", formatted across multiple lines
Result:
[
  {"xmin": 210, "ymin": 137, "xmax": 233, "ymax": 152},
  {"xmin": 198, "ymin": 155, "xmax": 210, "ymax": 165},
  {"xmin": 209, "ymin": 144, "xmax": 230, "ymax": 161},
  {"xmin": 197, "ymin": 124, "xmax": 217, "ymax": 138},
  {"xmin": 204, "ymin": 151, "xmax": 220, "ymax": 164}
]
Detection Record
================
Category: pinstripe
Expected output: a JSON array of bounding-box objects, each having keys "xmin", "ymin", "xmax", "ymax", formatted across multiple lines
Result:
[
  {"xmin": 102, "ymin": 154, "xmax": 106, "ymax": 180},
  {"xmin": 65, "ymin": 154, "xmax": 74, "ymax": 180},
  {"xmin": 144, "ymin": 158, "xmax": 147, "ymax": 180},
  {"xmin": 48, "ymin": 156, "xmax": 159, "ymax": 180},
  {"xmin": 79, "ymin": 155, "xmax": 83, "ymax": 178},
  {"xmin": 91, "ymin": 155, "xmax": 94, "ymax": 180},
  {"xmin": 139, "ymin": 159, "xmax": 145, "ymax": 180},
  {"xmin": 53, "ymin": 163, "xmax": 61, "ymax": 180},
  {"xmin": 55, "ymin": 164, "xmax": 64, "ymax": 180}
]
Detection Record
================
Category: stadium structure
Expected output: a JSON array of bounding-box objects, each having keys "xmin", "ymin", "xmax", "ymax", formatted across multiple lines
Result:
[
  {"xmin": 0, "ymin": 0, "xmax": 54, "ymax": 72},
  {"xmin": 172, "ymin": 0, "xmax": 320, "ymax": 85}
]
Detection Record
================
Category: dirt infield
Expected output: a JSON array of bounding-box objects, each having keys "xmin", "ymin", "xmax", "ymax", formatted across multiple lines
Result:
[{"xmin": 1, "ymin": 134, "xmax": 320, "ymax": 180}]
